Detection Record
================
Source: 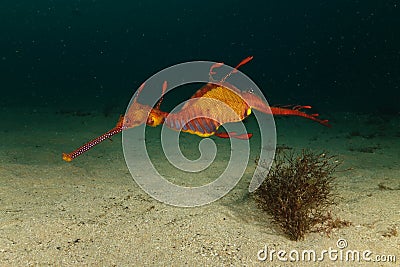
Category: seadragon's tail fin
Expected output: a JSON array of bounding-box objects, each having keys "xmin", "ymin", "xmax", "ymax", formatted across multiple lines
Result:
[
  {"xmin": 241, "ymin": 91, "xmax": 331, "ymax": 127},
  {"xmin": 269, "ymin": 106, "xmax": 331, "ymax": 127}
]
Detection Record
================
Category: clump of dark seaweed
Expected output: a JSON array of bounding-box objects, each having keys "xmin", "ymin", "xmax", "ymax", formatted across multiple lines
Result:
[{"xmin": 255, "ymin": 150, "xmax": 341, "ymax": 241}]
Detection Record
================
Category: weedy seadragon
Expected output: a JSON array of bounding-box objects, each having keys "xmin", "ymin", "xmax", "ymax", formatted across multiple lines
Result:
[{"xmin": 62, "ymin": 56, "xmax": 330, "ymax": 162}]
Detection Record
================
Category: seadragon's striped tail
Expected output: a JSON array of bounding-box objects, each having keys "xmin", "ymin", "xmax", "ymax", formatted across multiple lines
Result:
[
  {"xmin": 241, "ymin": 91, "xmax": 331, "ymax": 127},
  {"xmin": 269, "ymin": 106, "xmax": 331, "ymax": 127}
]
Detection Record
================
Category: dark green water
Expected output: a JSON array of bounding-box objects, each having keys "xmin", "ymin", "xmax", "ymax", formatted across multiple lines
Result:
[
  {"xmin": 0, "ymin": 3, "xmax": 399, "ymax": 264},
  {"xmin": 1, "ymin": 0, "xmax": 399, "ymax": 114}
]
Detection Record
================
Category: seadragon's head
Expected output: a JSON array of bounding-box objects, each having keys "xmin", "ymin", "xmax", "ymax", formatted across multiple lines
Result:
[
  {"xmin": 122, "ymin": 81, "xmax": 168, "ymax": 129},
  {"xmin": 123, "ymin": 102, "xmax": 154, "ymax": 128}
]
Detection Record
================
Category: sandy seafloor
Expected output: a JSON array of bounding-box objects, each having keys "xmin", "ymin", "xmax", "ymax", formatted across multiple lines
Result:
[{"xmin": 0, "ymin": 106, "xmax": 399, "ymax": 266}]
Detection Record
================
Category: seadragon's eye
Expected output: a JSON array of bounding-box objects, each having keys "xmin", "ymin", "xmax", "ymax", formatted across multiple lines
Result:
[{"xmin": 123, "ymin": 117, "xmax": 133, "ymax": 128}]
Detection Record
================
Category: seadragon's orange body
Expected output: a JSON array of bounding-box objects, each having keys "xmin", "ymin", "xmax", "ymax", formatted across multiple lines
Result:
[
  {"xmin": 62, "ymin": 56, "xmax": 330, "ymax": 162},
  {"xmin": 158, "ymin": 83, "xmax": 253, "ymax": 139}
]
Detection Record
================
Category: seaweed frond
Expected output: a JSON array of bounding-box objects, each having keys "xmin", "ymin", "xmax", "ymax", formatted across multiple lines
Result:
[{"xmin": 255, "ymin": 149, "xmax": 342, "ymax": 240}]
